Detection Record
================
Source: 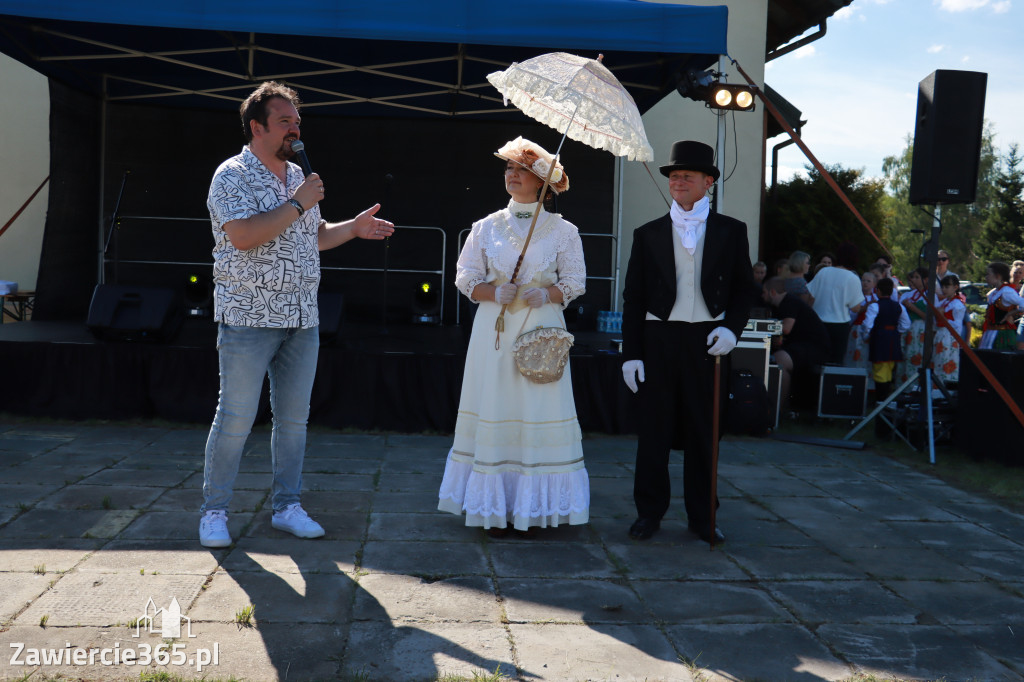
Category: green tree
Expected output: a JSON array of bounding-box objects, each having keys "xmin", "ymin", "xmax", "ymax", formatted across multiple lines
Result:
[
  {"xmin": 762, "ymin": 163, "xmax": 887, "ymax": 271},
  {"xmin": 974, "ymin": 143, "xmax": 1024, "ymax": 268},
  {"xmin": 881, "ymin": 125, "xmax": 999, "ymax": 282}
]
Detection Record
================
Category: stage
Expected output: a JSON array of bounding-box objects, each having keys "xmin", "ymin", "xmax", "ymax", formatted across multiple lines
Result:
[{"xmin": 0, "ymin": 318, "xmax": 634, "ymax": 434}]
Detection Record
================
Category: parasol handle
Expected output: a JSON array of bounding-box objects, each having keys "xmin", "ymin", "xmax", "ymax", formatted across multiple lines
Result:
[{"xmin": 494, "ymin": 156, "xmax": 560, "ymax": 349}]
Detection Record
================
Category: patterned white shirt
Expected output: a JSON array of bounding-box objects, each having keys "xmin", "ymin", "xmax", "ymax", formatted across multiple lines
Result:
[{"xmin": 207, "ymin": 146, "xmax": 321, "ymax": 328}]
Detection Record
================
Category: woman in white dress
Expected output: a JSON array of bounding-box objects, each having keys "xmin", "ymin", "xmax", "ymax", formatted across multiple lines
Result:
[{"xmin": 438, "ymin": 137, "xmax": 590, "ymax": 537}]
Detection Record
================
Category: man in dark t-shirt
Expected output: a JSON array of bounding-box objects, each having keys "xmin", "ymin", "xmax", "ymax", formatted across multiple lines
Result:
[{"xmin": 763, "ymin": 276, "xmax": 830, "ymax": 410}]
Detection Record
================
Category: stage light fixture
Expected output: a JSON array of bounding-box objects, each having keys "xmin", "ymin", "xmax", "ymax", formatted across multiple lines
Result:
[
  {"xmin": 412, "ymin": 280, "xmax": 439, "ymax": 324},
  {"xmin": 708, "ymin": 83, "xmax": 755, "ymax": 112}
]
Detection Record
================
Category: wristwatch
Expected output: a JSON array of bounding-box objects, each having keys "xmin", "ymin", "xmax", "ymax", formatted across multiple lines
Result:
[{"xmin": 287, "ymin": 199, "xmax": 304, "ymax": 217}]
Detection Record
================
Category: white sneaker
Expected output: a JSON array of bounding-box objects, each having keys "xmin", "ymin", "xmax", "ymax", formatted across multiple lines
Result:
[
  {"xmin": 271, "ymin": 504, "xmax": 325, "ymax": 539},
  {"xmin": 199, "ymin": 510, "xmax": 232, "ymax": 548}
]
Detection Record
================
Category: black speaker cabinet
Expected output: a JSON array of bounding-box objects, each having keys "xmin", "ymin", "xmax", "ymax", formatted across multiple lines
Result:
[
  {"xmin": 956, "ymin": 349, "xmax": 1024, "ymax": 465},
  {"xmin": 909, "ymin": 70, "xmax": 987, "ymax": 205},
  {"xmin": 317, "ymin": 291, "xmax": 344, "ymax": 342},
  {"xmin": 86, "ymin": 284, "xmax": 183, "ymax": 342}
]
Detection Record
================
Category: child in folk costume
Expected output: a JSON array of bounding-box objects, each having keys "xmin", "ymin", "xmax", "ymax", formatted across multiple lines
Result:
[
  {"xmin": 980, "ymin": 261, "xmax": 1024, "ymax": 350},
  {"xmin": 897, "ymin": 267, "xmax": 933, "ymax": 383},
  {"xmin": 933, "ymin": 275, "xmax": 966, "ymax": 384},
  {"xmin": 863, "ymin": 277, "xmax": 911, "ymax": 408},
  {"xmin": 845, "ymin": 271, "xmax": 878, "ymax": 382}
]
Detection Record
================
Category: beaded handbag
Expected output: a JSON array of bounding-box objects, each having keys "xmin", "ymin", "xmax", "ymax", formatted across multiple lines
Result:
[{"xmin": 511, "ymin": 325, "xmax": 574, "ymax": 384}]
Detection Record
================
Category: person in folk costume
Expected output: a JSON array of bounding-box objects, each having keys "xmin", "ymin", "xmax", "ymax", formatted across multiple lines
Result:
[
  {"xmin": 438, "ymin": 137, "xmax": 589, "ymax": 538},
  {"xmin": 620, "ymin": 140, "xmax": 753, "ymax": 546},
  {"xmin": 933, "ymin": 274, "xmax": 967, "ymax": 384},
  {"xmin": 845, "ymin": 270, "xmax": 878, "ymax": 384},
  {"xmin": 897, "ymin": 267, "xmax": 934, "ymax": 384},
  {"xmin": 980, "ymin": 261, "xmax": 1024, "ymax": 350},
  {"xmin": 863, "ymin": 277, "xmax": 910, "ymax": 436}
]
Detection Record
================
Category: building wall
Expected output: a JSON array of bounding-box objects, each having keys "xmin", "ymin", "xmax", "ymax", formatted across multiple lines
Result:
[
  {"xmin": 614, "ymin": 0, "xmax": 767, "ymax": 309},
  {"xmin": 0, "ymin": 52, "xmax": 49, "ymax": 293}
]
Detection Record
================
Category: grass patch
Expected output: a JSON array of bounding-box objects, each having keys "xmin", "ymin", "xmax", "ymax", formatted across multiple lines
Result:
[
  {"xmin": 39, "ymin": 614, "xmax": 49, "ymax": 627},
  {"xmin": 33, "ymin": 564, "xmax": 46, "ymax": 575},
  {"xmin": 234, "ymin": 603, "xmax": 255, "ymax": 627},
  {"xmin": 101, "ymin": 495, "xmax": 113, "ymax": 509}
]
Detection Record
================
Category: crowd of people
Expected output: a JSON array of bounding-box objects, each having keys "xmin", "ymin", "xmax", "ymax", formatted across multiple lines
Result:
[{"xmin": 757, "ymin": 244, "xmax": 1024, "ymax": 413}]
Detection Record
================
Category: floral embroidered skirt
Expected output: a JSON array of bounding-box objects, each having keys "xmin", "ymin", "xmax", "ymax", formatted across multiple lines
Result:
[{"xmin": 438, "ymin": 301, "xmax": 590, "ymax": 530}]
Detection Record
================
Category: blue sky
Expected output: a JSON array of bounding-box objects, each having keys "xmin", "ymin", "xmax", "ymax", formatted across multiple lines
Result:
[{"xmin": 763, "ymin": 0, "xmax": 1023, "ymax": 184}]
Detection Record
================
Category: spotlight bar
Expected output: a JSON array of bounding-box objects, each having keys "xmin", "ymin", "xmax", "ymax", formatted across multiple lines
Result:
[{"xmin": 708, "ymin": 83, "xmax": 755, "ymax": 112}]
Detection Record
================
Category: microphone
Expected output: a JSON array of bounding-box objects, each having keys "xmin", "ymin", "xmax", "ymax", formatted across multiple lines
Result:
[{"xmin": 290, "ymin": 140, "xmax": 313, "ymax": 177}]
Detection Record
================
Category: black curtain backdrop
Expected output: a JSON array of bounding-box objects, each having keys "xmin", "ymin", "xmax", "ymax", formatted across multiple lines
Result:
[{"xmin": 38, "ymin": 96, "xmax": 617, "ymax": 327}]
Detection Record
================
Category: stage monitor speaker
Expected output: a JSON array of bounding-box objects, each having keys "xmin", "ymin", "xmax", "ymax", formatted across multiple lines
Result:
[
  {"xmin": 909, "ymin": 70, "xmax": 987, "ymax": 206},
  {"xmin": 86, "ymin": 284, "xmax": 183, "ymax": 342},
  {"xmin": 956, "ymin": 349, "xmax": 1024, "ymax": 465}
]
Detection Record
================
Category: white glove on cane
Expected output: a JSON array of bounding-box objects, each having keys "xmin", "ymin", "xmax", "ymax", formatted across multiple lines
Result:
[
  {"xmin": 622, "ymin": 360, "xmax": 645, "ymax": 393},
  {"xmin": 494, "ymin": 283, "xmax": 518, "ymax": 305},
  {"xmin": 706, "ymin": 327, "xmax": 737, "ymax": 356},
  {"xmin": 521, "ymin": 287, "xmax": 549, "ymax": 308}
]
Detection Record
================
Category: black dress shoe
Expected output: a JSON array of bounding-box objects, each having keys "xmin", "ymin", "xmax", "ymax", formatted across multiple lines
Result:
[
  {"xmin": 628, "ymin": 517, "xmax": 660, "ymax": 540},
  {"xmin": 688, "ymin": 523, "xmax": 725, "ymax": 546}
]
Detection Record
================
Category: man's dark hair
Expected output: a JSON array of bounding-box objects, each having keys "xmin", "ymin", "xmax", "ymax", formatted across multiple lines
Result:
[
  {"xmin": 876, "ymin": 277, "xmax": 894, "ymax": 297},
  {"xmin": 989, "ymin": 261, "xmax": 1011, "ymax": 283},
  {"xmin": 836, "ymin": 242, "xmax": 859, "ymax": 269},
  {"xmin": 240, "ymin": 81, "xmax": 301, "ymax": 143},
  {"xmin": 764, "ymin": 276, "xmax": 786, "ymax": 295}
]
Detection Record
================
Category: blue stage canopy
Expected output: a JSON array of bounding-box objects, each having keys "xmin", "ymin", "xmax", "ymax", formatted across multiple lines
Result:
[{"xmin": 0, "ymin": 1, "xmax": 728, "ymax": 54}]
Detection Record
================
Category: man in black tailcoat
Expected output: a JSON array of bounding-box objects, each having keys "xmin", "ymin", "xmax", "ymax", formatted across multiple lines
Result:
[{"xmin": 621, "ymin": 140, "xmax": 753, "ymax": 545}]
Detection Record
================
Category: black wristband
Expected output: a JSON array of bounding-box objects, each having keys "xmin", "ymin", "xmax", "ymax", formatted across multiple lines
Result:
[{"xmin": 287, "ymin": 198, "xmax": 304, "ymax": 217}]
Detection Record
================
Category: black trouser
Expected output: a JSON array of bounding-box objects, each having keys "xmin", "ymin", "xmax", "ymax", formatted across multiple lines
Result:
[
  {"xmin": 824, "ymin": 321, "xmax": 851, "ymax": 365},
  {"xmin": 633, "ymin": 320, "xmax": 726, "ymax": 527}
]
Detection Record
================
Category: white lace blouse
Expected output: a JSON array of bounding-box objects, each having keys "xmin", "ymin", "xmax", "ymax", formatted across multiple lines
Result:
[{"xmin": 455, "ymin": 200, "xmax": 586, "ymax": 309}]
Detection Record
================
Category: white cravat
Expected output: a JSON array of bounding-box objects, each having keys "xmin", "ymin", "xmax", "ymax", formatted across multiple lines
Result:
[{"xmin": 670, "ymin": 196, "xmax": 709, "ymax": 255}]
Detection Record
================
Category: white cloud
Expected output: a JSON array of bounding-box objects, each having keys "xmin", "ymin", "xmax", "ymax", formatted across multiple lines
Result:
[
  {"xmin": 927, "ymin": 44, "xmax": 946, "ymax": 53},
  {"xmin": 992, "ymin": 0, "xmax": 1011, "ymax": 11},
  {"xmin": 961, "ymin": 55, "xmax": 972, "ymax": 63},
  {"xmin": 793, "ymin": 45, "xmax": 817, "ymax": 60},
  {"xmin": 833, "ymin": 6, "xmax": 860, "ymax": 20},
  {"xmin": 936, "ymin": 0, "xmax": 991, "ymax": 11}
]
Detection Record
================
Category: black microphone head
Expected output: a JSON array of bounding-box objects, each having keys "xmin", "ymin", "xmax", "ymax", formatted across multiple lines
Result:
[{"xmin": 384, "ymin": 173, "xmax": 393, "ymax": 182}]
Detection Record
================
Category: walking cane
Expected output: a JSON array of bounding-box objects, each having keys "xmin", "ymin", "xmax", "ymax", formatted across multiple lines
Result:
[{"xmin": 709, "ymin": 355, "xmax": 721, "ymax": 551}]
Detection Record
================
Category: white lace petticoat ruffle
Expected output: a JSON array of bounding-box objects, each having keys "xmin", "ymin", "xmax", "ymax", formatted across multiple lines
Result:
[{"xmin": 438, "ymin": 450, "xmax": 589, "ymax": 530}]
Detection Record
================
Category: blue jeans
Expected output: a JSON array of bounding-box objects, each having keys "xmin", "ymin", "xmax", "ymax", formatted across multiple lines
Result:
[{"xmin": 202, "ymin": 324, "xmax": 320, "ymax": 513}]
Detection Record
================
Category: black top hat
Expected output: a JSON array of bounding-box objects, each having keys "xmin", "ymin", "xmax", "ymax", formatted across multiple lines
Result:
[{"xmin": 659, "ymin": 140, "xmax": 720, "ymax": 180}]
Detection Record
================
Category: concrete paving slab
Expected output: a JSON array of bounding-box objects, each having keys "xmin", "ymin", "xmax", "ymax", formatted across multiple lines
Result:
[
  {"xmin": 302, "ymin": 472, "xmax": 376, "ymax": 491},
  {"xmin": 109, "ymin": 454, "xmax": 202, "ymax": 471},
  {"xmin": 0, "ymin": 509, "xmax": 126, "ymax": 540},
  {"xmin": 511, "ymin": 622, "xmax": 692, "ymax": 682},
  {"xmin": 342, "ymin": 621, "xmax": 515, "ymax": 681},
  {"xmin": 727, "ymin": 546, "xmax": 870, "ymax": 581},
  {"xmin": 604, "ymin": 542, "xmax": 749, "ymax": 581},
  {"xmin": 666, "ymin": 623, "xmax": 851, "ymax": 682},
  {"xmin": 0, "ymin": 507, "xmax": 16, "ymax": 525},
  {"xmin": 76, "ymin": 539, "xmax": 224, "ymax": 575},
  {"xmin": 588, "ymin": 516, "xmax": 695, "ymax": 546},
  {"xmin": 951, "ymin": 549, "xmax": 1024, "ymax": 582},
  {"xmin": 766, "ymin": 579, "xmax": 918, "ymax": 625},
  {"xmin": 489, "ymin": 542, "xmax": 618, "ymax": 579},
  {"xmin": 890, "ymin": 519, "xmax": 1024, "ymax": 551},
  {"xmin": 0, "ymin": 572, "xmax": 53, "ymax": 621},
  {"xmin": 786, "ymin": 517, "xmax": 927, "ymax": 549},
  {"xmin": 0, "ymin": 625, "xmax": 138, "ymax": 681},
  {"xmin": 188, "ymin": 569, "xmax": 355, "ymax": 625},
  {"xmin": 353, "ymin": 573, "xmax": 499, "ymax": 623},
  {"xmin": 34, "ymin": 484, "xmax": 165, "ymax": 511},
  {"xmin": 882, "ymin": 579, "xmax": 1024, "ymax": 625},
  {"xmin": 291, "ymin": 489, "xmax": 373, "ymax": 512},
  {"xmin": 719, "ymin": 517, "xmax": 818, "ymax": 547},
  {"xmin": 79, "ymin": 468, "xmax": 194, "ymax": 488},
  {"xmin": 958, "ymin": 624, "xmax": 1024, "ymax": 676},
  {"xmin": 246, "ymin": 509, "xmax": 365, "ymax": 541},
  {"xmin": 3, "ymin": 465, "xmax": 106, "ymax": 486},
  {"xmin": 370, "ymin": 511, "xmax": 480, "ymax": 542},
  {"xmin": 0, "ymin": 539, "xmax": 101, "ymax": 572},
  {"xmin": 30, "ymin": 448, "xmax": 129, "ymax": 466},
  {"xmin": 119, "ymin": 510, "xmax": 252, "ymax": 541},
  {"xmin": 301, "ymin": 456, "xmax": 381, "ymax": 474},
  {"xmin": 581, "ymin": 460, "xmax": 632, "ymax": 478},
  {"xmin": 220, "ymin": 537, "xmax": 361, "ymax": 574},
  {"xmin": 936, "ymin": 499, "xmax": 1024, "ymax": 537},
  {"xmin": 818, "ymin": 624, "xmax": 1017, "ymax": 681},
  {"xmin": 0, "ymin": 483, "xmax": 61, "ymax": 507},
  {"xmin": 148, "ymin": 487, "xmax": 266, "ymax": 513},
  {"xmin": 501, "ymin": 577, "xmax": 651, "ymax": 625},
  {"xmin": 0, "ymin": 450, "xmax": 41, "ymax": 466},
  {"xmin": 359, "ymin": 539, "xmax": 490, "ymax": 577},
  {"xmin": 727, "ymin": 475, "xmax": 830, "ymax": 498},
  {"xmin": 634, "ymin": 580, "xmax": 793, "ymax": 624},
  {"xmin": 0, "ymin": 433, "xmax": 71, "ymax": 455},
  {"xmin": 831, "ymin": 546, "xmax": 984, "ymax": 581},
  {"xmin": 19, "ymin": 571, "xmax": 206, "ymax": 627},
  {"xmin": 385, "ymin": 434, "xmax": 454, "ymax": 449},
  {"xmin": 836, "ymin": 493, "xmax": 964, "ymax": 522},
  {"xmin": 378, "ymin": 471, "xmax": 446, "ymax": 493},
  {"xmin": 380, "ymin": 456, "xmax": 443, "ymax": 474},
  {"xmin": 373, "ymin": 489, "xmax": 446, "ymax": 513}
]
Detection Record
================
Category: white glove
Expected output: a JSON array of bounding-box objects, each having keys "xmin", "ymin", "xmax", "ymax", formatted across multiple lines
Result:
[
  {"xmin": 521, "ymin": 287, "xmax": 549, "ymax": 308},
  {"xmin": 706, "ymin": 326, "xmax": 737, "ymax": 356},
  {"xmin": 494, "ymin": 283, "xmax": 518, "ymax": 305},
  {"xmin": 622, "ymin": 360, "xmax": 645, "ymax": 393}
]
